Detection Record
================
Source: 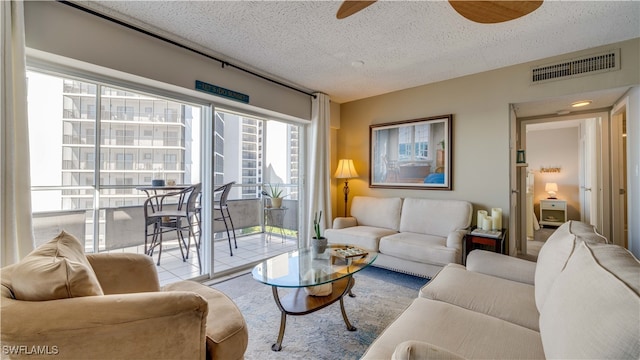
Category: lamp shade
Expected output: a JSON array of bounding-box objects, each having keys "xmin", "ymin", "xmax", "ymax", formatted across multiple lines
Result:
[
  {"xmin": 334, "ymin": 159, "xmax": 358, "ymax": 179},
  {"xmin": 545, "ymin": 182, "xmax": 558, "ymax": 192}
]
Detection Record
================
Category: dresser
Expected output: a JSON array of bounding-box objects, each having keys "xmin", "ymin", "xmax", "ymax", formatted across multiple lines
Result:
[{"xmin": 539, "ymin": 199, "xmax": 567, "ymax": 227}]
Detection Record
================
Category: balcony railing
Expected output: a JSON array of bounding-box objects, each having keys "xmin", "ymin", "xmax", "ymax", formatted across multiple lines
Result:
[{"xmin": 32, "ymin": 193, "xmax": 299, "ymax": 253}]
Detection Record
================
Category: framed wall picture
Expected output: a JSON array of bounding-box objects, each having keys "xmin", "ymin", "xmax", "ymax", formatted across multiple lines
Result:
[{"xmin": 370, "ymin": 114, "xmax": 452, "ymax": 190}]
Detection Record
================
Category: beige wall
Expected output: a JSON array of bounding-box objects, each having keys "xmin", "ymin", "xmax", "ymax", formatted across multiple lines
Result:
[
  {"xmin": 24, "ymin": 1, "xmax": 311, "ymax": 121},
  {"xmin": 527, "ymin": 127, "xmax": 580, "ymax": 220},
  {"xmin": 337, "ymin": 38, "xmax": 640, "ymax": 229}
]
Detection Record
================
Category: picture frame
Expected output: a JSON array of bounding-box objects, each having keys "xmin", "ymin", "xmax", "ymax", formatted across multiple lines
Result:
[{"xmin": 370, "ymin": 114, "xmax": 453, "ymax": 190}]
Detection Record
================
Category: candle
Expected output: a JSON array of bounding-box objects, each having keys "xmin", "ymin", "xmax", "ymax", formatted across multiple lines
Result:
[
  {"xmin": 482, "ymin": 216, "xmax": 493, "ymax": 231},
  {"xmin": 477, "ymin": 210, "xmax": 487, "ymax": 227},
  {"xmin": 491, "ymin": 208, "xmax": 502, "ymax": 231}
]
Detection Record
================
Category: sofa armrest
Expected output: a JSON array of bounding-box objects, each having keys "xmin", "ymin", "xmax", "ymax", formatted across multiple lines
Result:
[
  {"xmin": 392, "ymin": 341, "xmax": 467, "ymax": 360},
  {"xmin": 332, "ymin": 216, "xmax": 358, "ymax": 229},
  {"xmin": 87, "ymin": 253, "xmax": 160, "ymax": 294},
  {"xmin": 445, "ymin": 229, "xmax": 467, "ymax": 249},
  {"xmin": 1, "ymin": 291, "xmax": 207, "ymax": 359},
  {"xmin": 466, "ymin": 250, "xmax": 536, "ymax": 285}
]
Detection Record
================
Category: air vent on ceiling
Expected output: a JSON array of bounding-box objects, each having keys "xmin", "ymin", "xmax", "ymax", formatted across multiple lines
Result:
[{"xmin": 531, "ymin": 49, "xmax": 620, "ymax": 84}]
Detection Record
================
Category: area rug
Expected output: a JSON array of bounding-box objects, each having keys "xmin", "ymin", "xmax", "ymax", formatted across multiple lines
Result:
[{"xmin": 210, "ymin": 266, "xmax": 429, "ymax": 360}]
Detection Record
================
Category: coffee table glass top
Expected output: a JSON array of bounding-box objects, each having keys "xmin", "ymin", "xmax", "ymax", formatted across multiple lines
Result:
[{"xmin": 251, "ymin": 244, "xmax": 377, "ymax": 288}]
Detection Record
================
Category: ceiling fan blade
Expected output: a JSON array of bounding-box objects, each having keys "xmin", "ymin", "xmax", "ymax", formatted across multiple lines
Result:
[
  {"xmin": 336, "ymin": 1, "xmax": 377, "ymax": 19},
  {"xmin": 449, "ymin": 1, "xmax": 543, "ymax": 24}
]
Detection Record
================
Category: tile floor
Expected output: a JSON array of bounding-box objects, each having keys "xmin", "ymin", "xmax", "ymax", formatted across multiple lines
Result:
[{"xmin": 106, "ymin": 232, "xmax": 299, "ymax": 286}]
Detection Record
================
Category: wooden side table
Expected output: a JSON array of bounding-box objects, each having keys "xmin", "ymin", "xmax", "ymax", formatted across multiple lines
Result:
[
  {"xmin": 463, "ymin": 227, "xmax": 507, "ymax": 265},
  {"xmin": 539, "ymin": 199, "xmax": 567, "ymax": 227}
]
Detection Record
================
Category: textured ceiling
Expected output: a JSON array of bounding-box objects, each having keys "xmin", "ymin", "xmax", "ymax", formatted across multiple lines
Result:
[{"xmin": 76, "ymin": 1, "xmax": 639, "ymax": 108}]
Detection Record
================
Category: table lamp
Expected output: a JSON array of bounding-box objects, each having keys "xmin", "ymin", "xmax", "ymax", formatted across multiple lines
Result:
[
  {"xmin": 334, "ymin": 159, "xmax": 358, "ymax": 217},
  {"xmin": 545, "ymin": 182, "xmax": 558, "ymax": 199}
]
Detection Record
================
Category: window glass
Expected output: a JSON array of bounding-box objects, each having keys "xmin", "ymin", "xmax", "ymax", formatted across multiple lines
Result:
[
  {"xmin": 27, "ymin": 70, "xmax": 202, "ymax": 252},
  {"xmin": 27, "ymin": 68, "xmax": 305, "ymax": 281},
  {"xmin": 213, "ymin": 109, "xmax": 300, "ymax": 225}
]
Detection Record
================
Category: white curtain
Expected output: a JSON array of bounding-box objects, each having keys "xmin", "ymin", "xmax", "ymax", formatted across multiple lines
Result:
[
  {"xmin": 1, "ymin": 0, "xmax": 34, "ymax": 266},
  {"xmin": 304, "ymin": 93, "xmax": 332, "ymax": 245}
]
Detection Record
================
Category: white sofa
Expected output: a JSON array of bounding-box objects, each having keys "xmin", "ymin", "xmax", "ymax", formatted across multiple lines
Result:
[
  {"xmin": 361, "ymin": 221, "xmax": 640, "ymax": 359},
  {"xmin": 325, "ymin": 196, "xmax": 473, "ymax": 278}
]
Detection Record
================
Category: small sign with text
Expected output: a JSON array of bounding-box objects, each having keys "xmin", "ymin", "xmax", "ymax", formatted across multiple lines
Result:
[{"xmin": 195, "ymin": 80, "xmax": 249, "ymax": 104}]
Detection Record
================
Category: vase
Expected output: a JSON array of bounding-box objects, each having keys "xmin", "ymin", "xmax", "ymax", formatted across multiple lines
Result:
[
  {"xmin": 303, "ymin": 269, "xmax": 332, "ymax": 297},
  {"xmin": 311, "ymin": 236, "xmax": 328, "ymax": 254},
  {"xmin": 271, "ymin": 197, "xmax": 283, "ymax": 209}
]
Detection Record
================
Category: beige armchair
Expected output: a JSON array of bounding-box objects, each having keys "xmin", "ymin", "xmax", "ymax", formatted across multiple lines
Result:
[{"xmin": 1, "ymin": 233, "xmax": 247, "ymax": 360}]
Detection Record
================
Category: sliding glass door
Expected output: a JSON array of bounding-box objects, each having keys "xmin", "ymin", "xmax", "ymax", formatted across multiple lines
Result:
[
  {"xmin": 26, "ymin": 68, "xmax": 306, "ymax": 283},
  {"xmin": 211, "ymin": 110, "xmax": 301, "ymax": 275},
  {"xmin": 27, "ymin": 69, "xmax": 205, "ymax": 284}
]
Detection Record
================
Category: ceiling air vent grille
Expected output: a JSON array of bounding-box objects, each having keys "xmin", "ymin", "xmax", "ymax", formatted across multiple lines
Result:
[{"xmin": 531, "ymin": 49, "xmax": 620, "ymax": 84}]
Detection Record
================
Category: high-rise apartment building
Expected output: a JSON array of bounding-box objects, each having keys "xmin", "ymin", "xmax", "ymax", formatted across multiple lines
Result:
[{"xmin": 60, "ymin": 79, "xmax": 194, "ymax": 209}]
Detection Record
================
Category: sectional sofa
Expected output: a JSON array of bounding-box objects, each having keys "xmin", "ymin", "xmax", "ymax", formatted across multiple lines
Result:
[
  {"xmin": 361, "ymin": 221, "xmax": 640, "ymax": 359},
  {"xmin": 325, "ymin": 196, "xmax": 473, "ymax": 278}
]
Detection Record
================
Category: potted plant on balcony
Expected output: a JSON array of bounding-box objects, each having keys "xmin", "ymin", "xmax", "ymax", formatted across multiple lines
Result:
[{"xmin": 263, "ymin": 184, "xmax": 287, "ymax": 208}]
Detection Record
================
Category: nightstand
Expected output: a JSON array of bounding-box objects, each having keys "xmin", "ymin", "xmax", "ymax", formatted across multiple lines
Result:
[
  {"xmin": 539, "ymin": 199, "xmax": 567, "ymax": 227},
  {"xmin": 463, "ymin": 227, "xmax": 507, "ymax": 265}
]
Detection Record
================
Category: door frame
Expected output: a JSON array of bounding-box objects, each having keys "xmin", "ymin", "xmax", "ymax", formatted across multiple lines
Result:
[
  {"xmin": 578, "ymin": 118, "xmax": 599, "ymax": 226},
  {"xmin": 610, "ymin": 98, "xmax": 629, "ymax": 248},
  {"xmin": 512, "ymin": 110, "xmax": 611, "ymax": 255}
]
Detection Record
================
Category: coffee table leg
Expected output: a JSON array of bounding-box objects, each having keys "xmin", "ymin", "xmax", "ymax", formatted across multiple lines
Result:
[
  {"xmin": 340, "ymin": 277, "xmax": 357, "ymax": 331},
  {"xmin": 271, "ymin": 286, "xmax": 286, "ymax": 351},
  {"xmin": 272, "ymin": 311, "xmax": 286, "ymax": 351}
]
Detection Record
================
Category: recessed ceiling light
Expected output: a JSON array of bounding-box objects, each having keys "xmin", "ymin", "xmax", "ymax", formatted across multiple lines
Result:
[
  {"xmin": 571, "ymin": 100, "xmax": 592, "ymax": 108},
  {"xmin": 351, "ymin": 60, "xmax": 365, "ymax": 68}
]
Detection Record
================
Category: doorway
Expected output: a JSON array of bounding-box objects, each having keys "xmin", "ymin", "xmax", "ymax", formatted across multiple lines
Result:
[
  {"xmin": 516, "ymin": 112, "xmax": 607, "ymax": 258},
  {"xmin": 510, "ymin": 87, "xmax": 634, "ymax": 259}
]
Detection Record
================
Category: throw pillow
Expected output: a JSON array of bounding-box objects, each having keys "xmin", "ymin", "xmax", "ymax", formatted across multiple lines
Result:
[{"xmin": 11, "ymin": 231, "xmax": 104, "ymax": 301}]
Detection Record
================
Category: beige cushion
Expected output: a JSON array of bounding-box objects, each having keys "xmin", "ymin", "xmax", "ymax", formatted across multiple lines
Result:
[
  {"xmin": 392, "ymin": 341, "xmax": 466, "ymax": 360},
  {"xmin": 380, "ymin": 232, "xmax": 458, "ymax": 266},
  {"xmin": 326, "ymin": 226, "xmax": 397, "ymax": 252},
  {"xmin": 164, "ymin": 280, "xmax": 248, "ymax": 360},
  {"xmin": 399, "ymin": 198, "xmax": 472, "ymax": 237},
  {"xmin": 420, "ymin": 263, "xmax": 539, "ymax": 331},
  {"xmin": 466, "ymin": 250, "xmax": 536, "ymax": 285},
  {"xmin": 350, "ymin": 196, "xmax": 403, "ymax": 230},
  {"xmin": 362, "ymin": 298, "xmax": 544, "ymax": 360},
  {"xmin": 539, "ymin": 242, "xmax": 640, "ymax": 359},
  {"xmin": 11, "ymin": 231, "xmax": 103, "ymax": 301},
  {"xmin": 534, "ymin": 220, "xmax": 607, "ymax": 311}
]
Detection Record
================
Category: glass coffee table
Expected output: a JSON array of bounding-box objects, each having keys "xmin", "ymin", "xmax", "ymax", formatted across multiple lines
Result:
[{"xmin": 251, "ymin": 244, "xmax": 377, "ymax": 351}]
